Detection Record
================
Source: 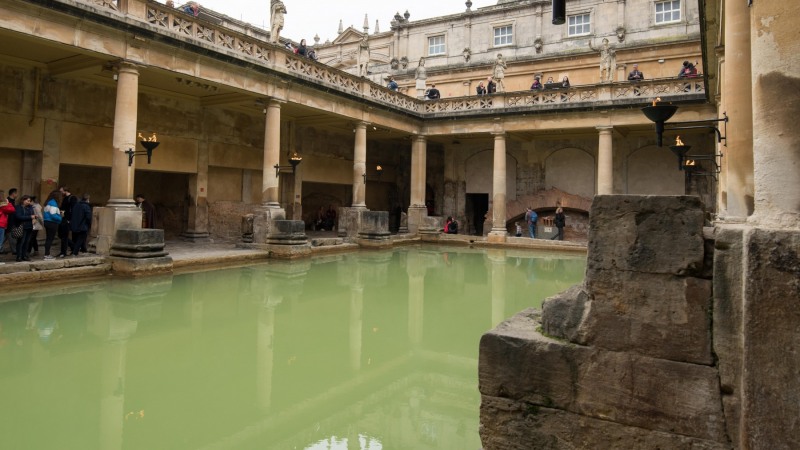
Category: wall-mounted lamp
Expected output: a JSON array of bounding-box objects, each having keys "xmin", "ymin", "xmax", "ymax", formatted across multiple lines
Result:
[
  {"xmin": 641, "ymin": 98, "xmax": 728, "ymax": 147},
  {"xmin": 669, "ymin": 136, "xmax": 722, "ymax": 180},
  {"xmin": 126, "ymin": 132, "xmax": 160, "ymax": 166},
  {"xmin": 362, "ymin": 172, "xmax": 367, "ymax": 183},
  {"xmin": 274, "ymin": 152, "xmax": 303, "ymax": 177}
]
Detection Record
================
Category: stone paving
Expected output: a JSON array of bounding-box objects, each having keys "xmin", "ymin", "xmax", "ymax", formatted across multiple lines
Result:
[{"xmin": 0, "ymin": 231, "xmax": 586, "ymax": 284}]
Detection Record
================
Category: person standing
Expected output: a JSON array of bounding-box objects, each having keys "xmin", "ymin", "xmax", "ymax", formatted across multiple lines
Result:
[
  {"xmin": 42, "ymin": 190, "xmax": 62, "ymax": 260},
  {"xmin": 486, "ymin": 76, "xmax": 496, "ymax": 94},
  {"xmin": 476, "ymin": 81, "xmax": 487, "ymax": 95},
  {"xmin": 28, "ymin": 196, "xmax": 43, "ymax": 256},
  {"xmin": 628, "ymin": 63, "xmax": 644, "ymax": 81},
  {"xmin": 14, "ymin": 195, "xmax": 35, "ymax": 262},
  {"xmin": 0, "ymin": 191, "xmax": 16, "ymax": 264},
  {"xmin": 387, "ymin": 76, "xmax": 398, "ymax": 91},
  {"xmin": 525, "ymin": 207, "xmax": 538, "ymax": 239},
  {"xmin": 426, "ymin": 84, "xmax": 441, "ymax": 100},
  {"xmin": 4, "ymin": 188, "xmax": 18, "ymax": 255},
  {"xmin": 70, "ymin": 194, "xmax": 92, "ymax": 257},
  {"xmin": 554, "ymin": 203, "xmax": 566, "ymax": 241},
  {"xmin": 58, "ymin": 186, "xmax": 77, "ymax": 258},
  {"xmin": 135, "ymin": 194, "xmax": 157, "ymax": 228}
]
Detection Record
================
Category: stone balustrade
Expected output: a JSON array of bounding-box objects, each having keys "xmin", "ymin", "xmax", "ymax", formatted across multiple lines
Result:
[{"xmin": 71, "ymin": 0, "xmax": 706, "ymax": 118}]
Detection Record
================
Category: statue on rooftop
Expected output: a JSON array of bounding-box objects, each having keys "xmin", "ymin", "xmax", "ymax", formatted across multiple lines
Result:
[
  {"xmin": 415, "ymin": 57, "xmax": 427, "ymax": 80},
  {"xmin": 493, "ymin": 53, "xmax": 507, "ymax": 92},
  {"xmin": 357, "ymin": 33, "xmax": 370, "ymax": 77},
  {"xmin": 270, "ymin": 0, "xmax": 287, "ymax": 44}
]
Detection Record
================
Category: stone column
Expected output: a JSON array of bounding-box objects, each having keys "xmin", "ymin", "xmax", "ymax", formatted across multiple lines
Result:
[
  {"xmin": 352, "ymin": 121, "xmax": 368, "ymax": 208},
  {"xmin": 488, "ymin": 132, "xmax": 507, "ymax": 241},
  {"xmin": 407, "ymin": 135, "xmax": 427, "ymax": 233},
  {"xmin": 182, "ymin": 139, "xmax": 210, "ymax": 241},
  {"xmin": 750, "ymin": 1, "xmax": 800, "ymax": 227},
  {"xmin": 721, "ymin": 0, "xmax": 754, "ymax": 220},
  {"xmin": 108, "ymin": 62, "xmax": 139, "ymax": 207},
  {"xmin": 94, "ymin": 62, "xmax": 145, "ymax": 255},
  {"xmin": 596, "ymin": 126, "xmax": 614, "ymax": 195},
  {"xmin": 262, "ymin": 99, "xmax": 283, "ymax": 208}
]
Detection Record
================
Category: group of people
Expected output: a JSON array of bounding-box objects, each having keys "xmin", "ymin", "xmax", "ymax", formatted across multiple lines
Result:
[
  {"xmin": 443, "ymin": 217, "xmax": 459, "ymax": 234},
  {"xmin": 515, "ymin": 204, "xmax": 566, "ymax": 240},
  {"xmin": 0, "ymin": 187, "xmax": 92, "ymax": 263},
  {"xmin": 287, "ymin": 39, "xmax": 317, "ymax": 61},
  {"xmin": 530, "ymin": 75, "xmax": 571, "ymax": 90},
  {"xmin": 313, "ymin": 205, "xmax": 338, "ymax": 231}
]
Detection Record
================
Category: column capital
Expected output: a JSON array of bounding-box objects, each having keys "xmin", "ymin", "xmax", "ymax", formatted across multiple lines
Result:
[
  {"xmin": 266, "ymin": 98, "xmax": 285, "ymax": 108},
  {"xmin": 355, "ymin": 121, "xmax": 370, "ymax": 130},
  {"xmin": 114, "ymin": 60, "xmax": 142, "ymax": 75},
  {"xmin": 491, "ymin": 131, "xmax": 506, "ymax": 138},
  {"xmin": 412, "ymin": 134, "xmax": 427, "ymax": 143},
  {"xmin": 596, "ymin": 125, "xmax": 614, "ymax": 132}
]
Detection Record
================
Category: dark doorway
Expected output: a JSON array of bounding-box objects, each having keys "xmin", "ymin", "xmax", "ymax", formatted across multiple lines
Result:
[{"xmin": 466, "ymin": 193, "xmax": 489, "ymax": 236}]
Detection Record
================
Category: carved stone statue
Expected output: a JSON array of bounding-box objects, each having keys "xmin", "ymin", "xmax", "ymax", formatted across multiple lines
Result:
[
  {"xmin": 493, "ymin": 53, "xmax": 507, "ymax": 92},
  {"xmin": 357, "ymin": 34, "xmax": 370, "ymax": 77},
  {"xmin": 270, "ymin": 0, "xmax": 286, "ymax": 44},
  {"xmin": 415, "ymin": 57, "xmax": 427, "ymax": 80},
  {"xmin": 590, "ymin": 38, "xmax": 616, "ymax": 83}
]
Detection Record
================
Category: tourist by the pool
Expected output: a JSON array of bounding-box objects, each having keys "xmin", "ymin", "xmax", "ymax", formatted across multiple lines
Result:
[
  {"xmin": 554, "ymin": 202, "xmax": 566, "ymax": 241},
  {"xmin": 42, "ymin": 190, "xmax": 62, "ymax": 260},
  {"xmin": 70, "ymin": 193, "xmax": 92, "ymax": 257},
  {"xmin": 525, "ymin": 207, "xmax": 538, "ymax": 239},
  {"xmin": 58, "ymin": 186, "xmax": 77, "ymax": 258}
]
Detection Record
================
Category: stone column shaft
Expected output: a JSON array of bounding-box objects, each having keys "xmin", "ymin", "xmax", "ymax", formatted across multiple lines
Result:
[
  {"xmin": 490, "ymin": 133, "xmax": 507, "ymax": 236},
  {"xmin": 723, "ymin": 0, "xmax": 754, "ymax": 220},
  {"xmin": 262, "ymin": 100, "xmax": 282, "ymax": 208},
  {"xmin": 108, "ymin": 63, "xmax": 139, "ymax": 206},
  {"xmin": 750, "ymin": 1, "xmax": 800, "ymax": 226},
  {"xmin": 597, "ymin": 126, "xmax": 614, "ymax": 195},
  {"xmin": 352, "ymin": 122, "xmax": 368, "ymax": 208},
  {"xmin": 410, "ymin": 136, "xmax": 427, "ymax": 207}
]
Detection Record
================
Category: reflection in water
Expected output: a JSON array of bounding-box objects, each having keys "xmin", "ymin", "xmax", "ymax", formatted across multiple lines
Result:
[{"xmin": 0, "ymin": 246, "xmax": 584, "ymax": 449}]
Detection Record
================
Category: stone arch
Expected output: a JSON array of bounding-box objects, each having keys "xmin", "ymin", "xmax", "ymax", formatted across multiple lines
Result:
[
  {"xmin": 465, "ymin": 149, "xmax": 518, "ymax": 201},
  {"xmin": 545, "ymin": 148, "xmax": 595, "ymax": 199},
  {"xmin": 627, "ymin": 145, "xmax": 684, "ymax": 194}
]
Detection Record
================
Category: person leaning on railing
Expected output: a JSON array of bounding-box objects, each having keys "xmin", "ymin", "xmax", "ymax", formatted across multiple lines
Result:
[{"xmin": 628, "ymin": 63, "xmax": 644, "ymax": 81}]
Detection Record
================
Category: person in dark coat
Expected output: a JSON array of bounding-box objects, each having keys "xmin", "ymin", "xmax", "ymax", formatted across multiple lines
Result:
[
  {"xmin": 14, "ymin": 195, "xmax": 35, "ymax": 262},
  {"xmin": 70, "ymin": 194, "xmax": 92, "ymax": 257},
  {"xmin": 135, "ymin": 194, "xmax": 157, "ymax": 228},
  {"xmin": 554, "ymin": 203, "xmax": 566, "ymax": 241},
  {"xmin": 58, "ymin": 186, "xmax": 77, "ymax": 257}
]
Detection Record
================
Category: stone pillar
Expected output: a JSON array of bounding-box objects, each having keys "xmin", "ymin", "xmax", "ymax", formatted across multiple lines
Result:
[
  {"xmin": 41, "ymin": 120, "xmax": 61, "ymax": 200},
  {"xmin": 262, "ymin": 99, "xmax": 283, "ymax": 208},
  {"xmin": 407, "ymin": 135, "xmax": 427, "ymax": 233},
  {"xmin": 182, "ymin": 139, "xmax": 210, "ymax": 241},
  {"xmin": 750, "ymin": 1, "xmax": 800, "ymax": 227},
  {"xmin": 93, "ymin": 62, "xmax": 146, "ymax": 255},
  {"xmin": 109, "ymin": 62, "xmax": 139, "ymax": 207},
  {"xmin": 352, "ymin": 121, "xmax": 368, "ymax": 208},
  {"xmin": 722, "ymin": 0, "xmax": 754, "ymax": 220},
  {"xmin": 488, "ymin": 132, "xmax": 507, "ymax": 241},
  {"xmin": 596, "ymin": 126, "xmax": 614, "ymax": 195}
]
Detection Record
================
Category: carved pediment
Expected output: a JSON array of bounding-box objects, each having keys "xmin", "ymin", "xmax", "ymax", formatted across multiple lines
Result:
[{"xmin": 332, "ymin": 27, "xmax": 366, "ymax": 45}]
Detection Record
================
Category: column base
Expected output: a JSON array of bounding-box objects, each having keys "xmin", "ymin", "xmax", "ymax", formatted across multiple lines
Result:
[
  {"xmin": 92, "ymin": 205, "xmax": 143, "ymax": 255},
  {"xmin": 407, "ymin": 206, "xmax": 428, "ymax": 235},
  {"xmin": 488, "ymin": 230, "xmax": 508, "ymax": 243},
  {"xmin": 252, "ymin": 207, "xmax": 286, "ymax": 244},
  {"xmin": 180, "ymin": 231, "xmax": 212, "ymax": 242}
]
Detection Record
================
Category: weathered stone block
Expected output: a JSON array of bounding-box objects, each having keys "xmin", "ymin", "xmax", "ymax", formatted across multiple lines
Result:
[
  {"xmin": 479, "ymin": 310, "xmax": 727, "ymax": 442},
  {"xmin": 110, "ymin": 229, "xmax": 168, "ymax": 258},
  {"xmin": 357, "ymin": 211, "xmax": 390, "ymax": 239},
  {"xmin": 741, "ymin": 228, "xmax": 800, "ymax": 450},
  {"xmin": 580, "ymin": 270, "xmax": 713, "ymax": 364},
  {"xmin": 252, "ymin": 208, "xmax": 286, "ymax": 244},
  {"xmin": 541, "ymin": 284, "xmax": 588, "ymax": 342},
  {"xmin": 480, "ymin": 397, "xmax": 731, "ymax": 450},
  {"xmin": 267, "ymin": 220, "xmax": 308, "ymax": 245},
  {"xmin": 588, "ymin": 195, "xmax": 706, "ymax": 276}
]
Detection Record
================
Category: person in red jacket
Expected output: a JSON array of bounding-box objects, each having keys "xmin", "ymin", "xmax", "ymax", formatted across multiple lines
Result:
[{"xmin": 0, "ymin": 190, "xmax": 17, "ymax": 263}]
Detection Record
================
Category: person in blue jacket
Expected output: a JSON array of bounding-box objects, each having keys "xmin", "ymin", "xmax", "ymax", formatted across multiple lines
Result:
[
  {"xmin": 70, "ymin": 193, "xmax": 92, "ymax": 257},
  {"xmin": 42, "ymin": 190, "xmax": 63, "ymax": 260}
]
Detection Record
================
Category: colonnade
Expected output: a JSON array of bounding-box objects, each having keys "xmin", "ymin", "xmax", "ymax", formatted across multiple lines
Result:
[{"xmin": 99, "ymin": 62, "xmax": 627, "ymax": 246}]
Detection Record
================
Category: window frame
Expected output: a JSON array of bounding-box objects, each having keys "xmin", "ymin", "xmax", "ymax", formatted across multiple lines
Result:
[
  {"xmin": 427, "ymin": 34, "xmax": 446, "ymax": 57},
  {"xmin": 567, "ymin": 13, "xmax": 592, "ymax": 37},
  {"xmin": 493, "ymin": 24, "xmax": 514, "ymax": 48},
  {"xmin": 654, "ymin": 0, "xmax": 682, "ymax": 24}
]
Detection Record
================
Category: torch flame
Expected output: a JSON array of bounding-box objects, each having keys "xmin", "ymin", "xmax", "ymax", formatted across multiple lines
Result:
[
  {"xmin": 685, "ymin": 159, "xmax": 696, "ymax": 166},
  {"xmin": 652, "ymin": 97, "xmax": 661, "ymax": 106},
  {"xmin": 675, "ymin": 135, "xmax": 684, "ymax": 146},
  {"xmin": 139, "ymin": 132, "xmax": 158, "ymax": 142}
]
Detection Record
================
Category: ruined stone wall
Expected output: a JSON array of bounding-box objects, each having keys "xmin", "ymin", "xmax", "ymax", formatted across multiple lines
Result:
[{"xmin": 479, "ymin": 196, "xmax": 730, "ymax": 449}]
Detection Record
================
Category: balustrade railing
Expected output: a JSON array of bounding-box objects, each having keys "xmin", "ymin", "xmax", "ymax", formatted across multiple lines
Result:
[{"xmin": 69, "ymin": 0, "xmax": 707, "ymax": 117}]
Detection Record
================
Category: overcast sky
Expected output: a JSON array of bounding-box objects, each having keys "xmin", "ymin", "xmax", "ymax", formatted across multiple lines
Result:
[{"xmin": 190, "ymin": 0, "xmax": 497, "ymax": 43}]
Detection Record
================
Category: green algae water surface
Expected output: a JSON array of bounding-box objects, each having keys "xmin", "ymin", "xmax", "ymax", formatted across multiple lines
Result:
[{"xmin": 0, "ymin": 246, "xmax": 585, "ymax": 450}]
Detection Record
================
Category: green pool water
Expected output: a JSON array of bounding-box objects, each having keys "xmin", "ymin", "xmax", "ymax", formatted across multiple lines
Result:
[{"xmin": 0, "ymin": 246, "xmax": 585, "ymax": 450}]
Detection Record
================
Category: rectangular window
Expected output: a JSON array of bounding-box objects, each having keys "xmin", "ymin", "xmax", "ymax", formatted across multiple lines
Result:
[
  {"xmin": 655, "ymin": 0, "xmax": 681, "ymax": 24},
  {"xmin": 568, "ymin": 14, "xmax": 591, "ymax": 36},
  {"xmin": 428, "ymin": 35, "xmax": 445, "ymax": 56},
  {"xmin": 493, "ymin": 25, "xmax": 513, "ymax": 47}
]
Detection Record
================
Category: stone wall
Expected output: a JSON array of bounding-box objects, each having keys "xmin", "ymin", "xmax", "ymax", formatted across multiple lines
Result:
[{"xmin": 479, "ymin": 195, "xmax": 732, "ymax": 449}]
